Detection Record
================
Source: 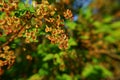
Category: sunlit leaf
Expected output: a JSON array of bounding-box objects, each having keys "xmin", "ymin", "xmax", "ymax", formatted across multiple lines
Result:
[
  {"xmin": 18, "ymin": 2, "xmax": 26, "ymax": 10},
  {"xmin": 66, "ymin": 21, "xmax": 77, "ymax": 30},
  {"xmin": 43, "ymin": 54, "xmax": 54, "ymax": 61}
]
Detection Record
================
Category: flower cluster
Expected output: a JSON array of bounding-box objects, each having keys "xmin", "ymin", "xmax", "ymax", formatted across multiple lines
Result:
[
  {"xmin": 24, "ymin": 28, "xmax": 38, "ymax": 43},
  {"xmin": 0, "ymin": 0, "xmax": 18, "ymax": 16},
  {"xmin": 0, "ymin": 46, "xmax": 15, "ymax": 70},
  {"xmin": 0, "ymin": 0, "xmax": 72, "ymax": 71},
  {"xmin": 45, "ymin": 15, "xmax": 69, "ymax": 49},
  {"xmin": 30, "ymin": 0, "xmax": 72, "ymax": 49},
  {"xmin": 0, "ymin": 16, "xmax": 21, "ymax": 35},
  {"xmin": 63, "ymin": 9, "xmax": 73, "ymax": 20}
]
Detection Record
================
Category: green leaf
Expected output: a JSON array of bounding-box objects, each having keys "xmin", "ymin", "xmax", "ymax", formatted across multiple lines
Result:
[
  {"xmin": 62, "ymin": 74, "xmax": 72, "ymax": 80},
  {"xmin": 111, "ymin": 30, "xmax": 120, "ymax": 38},
  {"xmin": 80, "ymin": 36, "xmax": 89, "ymax": 39},
  {"xmin": 10, "ymin": 44, "xmax": 16, "ymax": 49},
  {"xmin": 15, "ymin": 9, "xmax": 27, "ymax": 17},
  {"xmin": 101, "ymin": 67, "xmax": 112, "ymax": 77},
  {"xmin": 93, "ymin": 21, "xmax": 102, "ymax": 28},
  {"xmin": 29, "ymin": 6, "xmax": 35, "ymax": 13},
  {"xmin": 0, "ymin": 4, "xmax": 3, "ymax": 7},
  {"xmin": 43, "ymin": 54, "xmax": 54, "ymax": 61},
  {"xmin": 68, "ymin": 38, "xmax": 77, "ymax": 47},
  {"xmin": 42, "ymin": 63, "xmax": 49, "ymax": 69},
  {"xmin": 84, "ymin": 9, "xmax": 92, "ymax": 19},
  {"xmin": 54, "ymin": 54, "xmax": 61, "ymax": 65},
  {"xmin": 103, "ymin": 16, "xmax": 112, "ymax": 23},
  {"xmin": 0, "ymin": 12, "xmax": 5, "ymax": 19},
  {"xmin": 28, "ymin": 74, "xmax": 41, "ymax": 80},
  {"xmin": 20, "ymin": 10, "xmax": 27, "ymax": 16},
  {"xmin": 38, "ymin": 69, "xmax": 48, "ymax": 76},
  {"xmin": 0, "ymin": 11, "xmax": 3, "ymax": 15},
  {"xmin": 31, "ymin": 18, "xmax": 36, "ymax": 25},
  {"xmin": 14, "ymin": 39, "xmax": 21, "ymax": 43},
  {"xmin": 0, "ymin": 34, "xmax": 6, "ymax": 42},
  {"xmin": 48, "ymin": 0, "xmax": 56, "ymax": 3},
  {"xmin": 56, "ymin": 74, "xmax": 72, "ymax": 80},
  {"xmin": 4, "ymin": 0, "xmax": 9, "ymax": 2},
  {"xmin": 95, "ymin": 25, "xmax": 112, "ymax": 33},
  {"xmin": 111, "ymin": 21, "xmax": 120, "ymax": 28},
  {"xmin": 82, "ymin": 64, "xmax": 94, "ymax": 77},
  {"xmin": 66, "ymin": 21, "xmax": 77, "ymax": 30},
  {"xmin": 82, "ymin": 64, "xmax": 112, "ymax": 78},
  {"xmin": 18, "ymin": 2, "xmax": 26, "ymax": 10},
  {"xmin": 104, "ymin": 36, "xmax": 116, "ymax": 43}
]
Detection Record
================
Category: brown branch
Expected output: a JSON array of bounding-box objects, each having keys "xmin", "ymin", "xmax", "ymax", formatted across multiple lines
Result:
[
  {"xmin": 103, "ymin": 52, "xmax": 120, "ymax": 61},
  {"xmin": 97, "ymin": 50, "xmax": 120, "ymax": 61},
  {"xmin": 0, "ymin": 26, "xmax": 25, "ymax": 50}
]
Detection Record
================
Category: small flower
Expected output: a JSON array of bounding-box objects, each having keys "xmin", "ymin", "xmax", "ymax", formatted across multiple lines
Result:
[
  {"xmin": 0, "ymin": 60, "xmax": 4, "ymax": 67},
  {"xmin": 25, "ymin": 38, "xmax": 30, "ymax": 43},
  {"xmin": 63, "ymin": 9, "xmax": 73, "ymax": 20},
  {"xmin": 0, "ymin": 20, "xmax": 5, "ymax": 25},
  {"xmin": 3, "ymin": 46, "xmax": 10, "ymax": 51},
  {"xmin": 26, "ymin": 55, "xmax": 32, "ymax": 61},
  {"xmin": 45, "ymin": 25, "xmax": 52, "ymax": 32}
]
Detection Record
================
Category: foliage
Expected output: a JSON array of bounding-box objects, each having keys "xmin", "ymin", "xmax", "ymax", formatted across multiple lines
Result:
[
  {"xmin": 0, "ymin": 0, "xmax": 72, "ymax": 72},
  {"xmin": 0, "ymin": 0, "xmax": 120, "ymax": 80}
]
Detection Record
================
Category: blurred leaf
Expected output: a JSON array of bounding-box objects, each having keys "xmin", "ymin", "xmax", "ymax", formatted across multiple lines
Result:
[
  {"xmin": 103, "ymin": 16, "xmax": 113, "ymax": 23},
  {"xmin": 54, "ymin": 54, "xmax": 61, "ymax": 65},
  {"xmin": 42, "ymin": 63, "xmax": 49, "ymax": 69},
  {"xmin": 101, "ymin": 67, "xmax": 112, "ymax": 77},
  {"xmin": 38, "ymin": 68, "xmax": 48, "ymax": 76},
  {"xmin": 0, "ymin": 12, "xmax": 5, "ymax": 19},
  {"xmin": 95, "ymin": 25, "xmax": 112, "ymax": 33},
  {"xmin": 10, "ymin": 44, "xmax": 16, "ymax": 49},
  {"xmin": 4, "ymin": 0, "xmax": 8, "ymax": 2},
  {"xmin": 66, "ymin": 21, "xmax": 77, "ymax": 30},
  {"xmin": 0, "ymin": 36, "xmax": 6, "ymax": 42},
  {"xmin": 82, "ymin": 64, "xmax": 95, "ymax": 77},
  {"xmin": 93, "ymin": 21, "xmax": 102, "ymax": 28},
  {"xmin": 29, "ymin": 6, "xmax": 35, "ymax": 13},
  {"xmin": 111, "ymin": 21, "xmax": 120, "ymax": 28},
  {"xmin": 62, "ymin": 74, "xmax": 72, "ymax": 80},
  {"xmin": 92, "ymin": 58, "xmax": 99, "ymax": 63},
  {"xmin": 111, "ymin": 30, "xmax": 120, "ymax": 38},
  {"xmin": 74, "ymin": 75, "xmax": 81, "ymax": 80},
  {"xmin": 68, "ymin": 38, "xmax": 77, "ymax": 47},
  {"xmin": 15, "ymin": 10, "xmax": 26, "ymax": 17},
  {"xmin": 0, "ymin": 11, "xmax": 3, "ymax": 16},
  {"xmin": 31, "ymin": 18, "xmax": 36, "ymax": 25},
  {"xmin": 104, "ymin": 36, "xmax": 116, "ymax": 43},
  {"xmin": 80, "ymin": 36, "xmax": 89, "ymax": 39},
  {"xmin": 28, "ymin": 74, "xmax": 41, "ymax": 80},
  {"xmin": 84, "ymin": 9, "xmax": 92, "ymax": 19},
  {"xmin": 18, "ymin": 2, "xmax": 26, "ymax": 10},
  {"xmin": 14, "ymin": 39, "xmax": 21, "ymax": 43},
  {"xmin": 48, "ymin": 0, "xmax": 56, "ymax": 3},
  {"xmin": 43, "ymin": 54, "xmax": 54, "ymax": 61},
  {"xmin": 82, "ymin": 64, "xmax": 112, "ymax": 78},
  {"xmin": 57, "ymin": 74, "xmax": 72, "ymax": 80}
]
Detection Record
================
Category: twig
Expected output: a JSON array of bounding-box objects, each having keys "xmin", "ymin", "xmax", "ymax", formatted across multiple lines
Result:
[
  {"xmin": 96, "ymin": 50, "xmax": 120, "ymax": 61},
  {"xmin": 0, "ymin": 26, "xmax": 25, "ymax": 49}
]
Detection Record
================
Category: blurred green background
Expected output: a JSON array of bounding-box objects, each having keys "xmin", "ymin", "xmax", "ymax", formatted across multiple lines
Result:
[{"xmin": 1, "ymin": 0, "xmax": 120, "ymax": 80}]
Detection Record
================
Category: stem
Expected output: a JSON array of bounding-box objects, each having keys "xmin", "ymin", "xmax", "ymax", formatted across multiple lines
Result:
[
  {"xmin": 96, "ymin": 50, "xmax": 120, "ymax": 61},
  {"xmin": 0, "ymin": 25, "xmax": 25, "ymax": 50}
]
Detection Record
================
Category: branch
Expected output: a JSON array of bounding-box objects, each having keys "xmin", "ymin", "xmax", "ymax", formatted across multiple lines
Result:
[
  {"xmin": 96, "ymin": 50, "xmax": 120, "ymax": 61},
  {"xmin": 103, "ymin": 52, "xmax": 120, "ymax": 61},
  {"xmin": 0, "ymin": 26, "xmax": 25, "ymax": 50}
]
